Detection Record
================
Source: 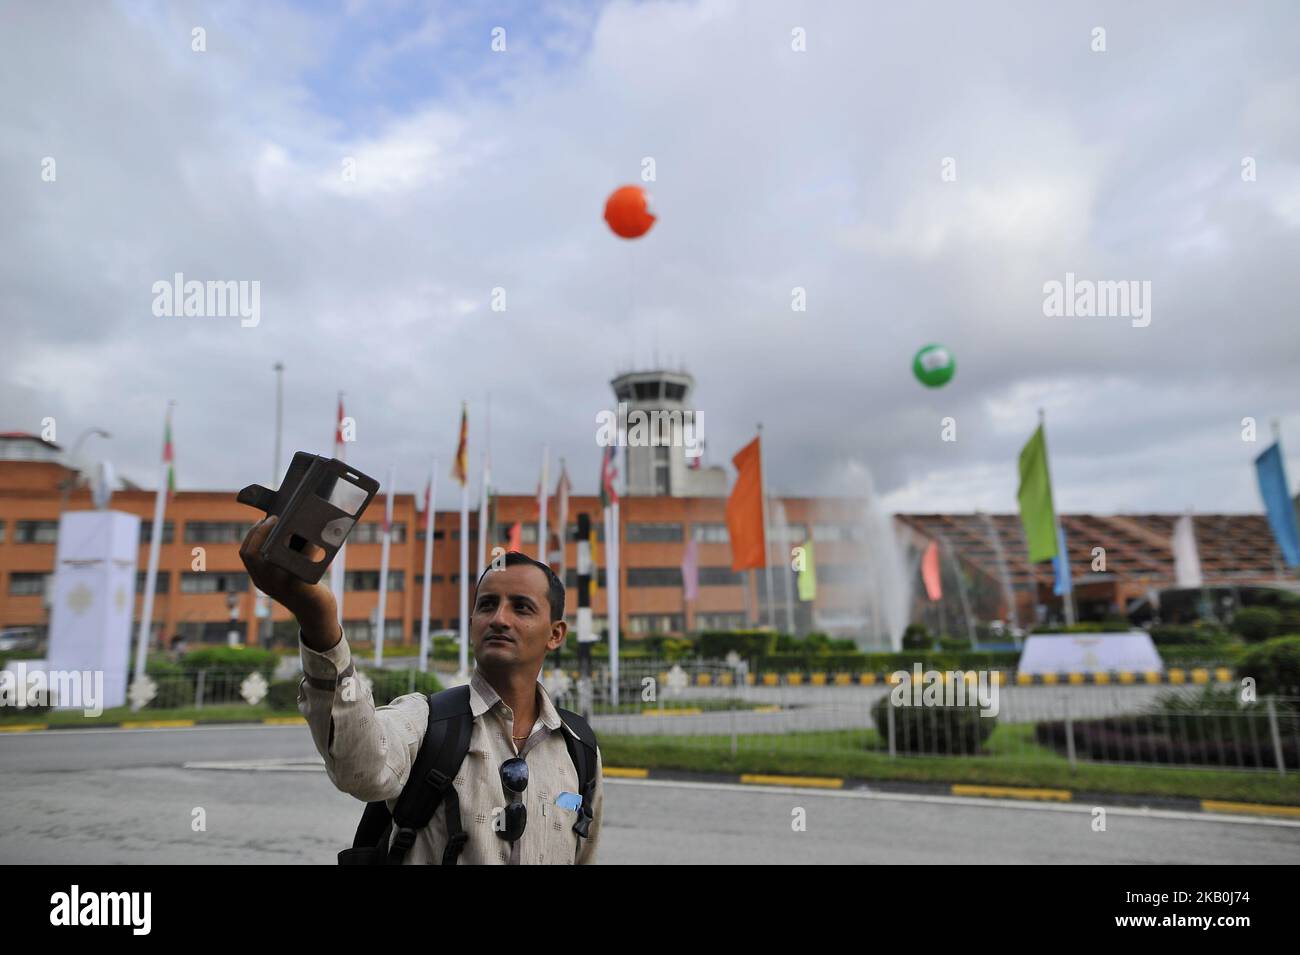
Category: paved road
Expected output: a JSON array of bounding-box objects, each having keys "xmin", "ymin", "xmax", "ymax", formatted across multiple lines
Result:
[{"xmin": 2, "ymin": 725, "xmax": 1296, "ymax": 864}]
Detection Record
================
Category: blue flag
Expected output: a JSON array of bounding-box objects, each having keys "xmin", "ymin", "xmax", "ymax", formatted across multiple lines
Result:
[
  {"xmin": 1052, "ymin": 522, "xmax": 1072, "ymax": 596},
  {"xmin": 1255, "ymin": 442, "xmax": 1300, "ymax": 567}
]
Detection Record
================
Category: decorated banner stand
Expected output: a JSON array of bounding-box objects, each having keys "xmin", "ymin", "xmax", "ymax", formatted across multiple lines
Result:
[{"xmin": 46, "ymin": 510, "xmax": 141, "ymax": 710}]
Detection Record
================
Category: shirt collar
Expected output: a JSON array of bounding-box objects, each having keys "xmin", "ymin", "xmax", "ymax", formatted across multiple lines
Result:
[{"xmin": 469, "ymin": 667, "xmax": 562, "ymax": 731}]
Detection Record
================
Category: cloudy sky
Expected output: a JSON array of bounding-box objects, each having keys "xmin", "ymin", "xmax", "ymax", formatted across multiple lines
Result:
[{"xmin": 3, "ymin": 0, "xmax": 1299, "ymax": 514}]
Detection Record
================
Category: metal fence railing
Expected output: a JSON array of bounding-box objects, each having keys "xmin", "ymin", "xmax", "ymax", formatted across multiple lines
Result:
[
  {"xmin": 535, "ymin": 659, "xmax": 1298, "ymax": 775},
  {"xmin": 99, "ymin": 658, "xmax": 1299, "ymax": 775}
]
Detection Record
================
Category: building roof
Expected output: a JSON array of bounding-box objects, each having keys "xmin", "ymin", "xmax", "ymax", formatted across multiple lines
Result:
[{"xmin": 897, "ymin": 512, "xmax": 1289, "ymax": 587}]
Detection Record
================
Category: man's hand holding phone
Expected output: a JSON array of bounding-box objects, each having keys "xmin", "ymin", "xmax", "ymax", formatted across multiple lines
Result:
[{"xmin": 239, "ymin": 516, "xmax": 341, "ymax": 652}]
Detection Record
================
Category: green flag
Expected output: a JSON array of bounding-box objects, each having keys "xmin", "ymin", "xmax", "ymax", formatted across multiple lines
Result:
[
  {"xmin": 797, "ymin": 539, "xmax": 817, "ymax": 601},
  {"xmin": 1017, "ymin": 425, "xmax": 1058, "ymax": 562}
]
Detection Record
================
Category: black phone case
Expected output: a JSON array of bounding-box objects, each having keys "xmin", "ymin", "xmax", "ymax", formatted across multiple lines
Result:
[{"xmin": 236, "ymin": 452, "xmax": 380, "ymax": 583}]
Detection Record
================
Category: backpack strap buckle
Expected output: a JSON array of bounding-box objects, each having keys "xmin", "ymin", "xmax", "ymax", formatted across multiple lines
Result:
[
  {"xmin": 572, "ymin": 808, "xmax": 592, "ymax": 838},
  {"xmin": 392, "ymin": 827, "xmax": 417, "ymax": 852}
]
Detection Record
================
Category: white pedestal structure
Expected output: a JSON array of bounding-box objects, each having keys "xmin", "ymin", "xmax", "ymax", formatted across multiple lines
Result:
[
  {"xmin": 1017, "ymin": 631, "xmax": 1164, "ymax": 675},
  {"xmin": 46, "ymin": 510, "xmax": 141, "ymax": 710}
]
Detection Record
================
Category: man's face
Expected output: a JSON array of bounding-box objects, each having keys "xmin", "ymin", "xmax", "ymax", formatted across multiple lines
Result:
[{"xmin": 471, "ymin": 563, "xmax": 566, "ymax": 673}]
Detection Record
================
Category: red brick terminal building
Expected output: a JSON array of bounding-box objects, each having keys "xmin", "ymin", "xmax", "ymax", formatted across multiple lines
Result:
[{"xmin": 3, "ymin": 365, "xmax": 1294, "ymax": 651}]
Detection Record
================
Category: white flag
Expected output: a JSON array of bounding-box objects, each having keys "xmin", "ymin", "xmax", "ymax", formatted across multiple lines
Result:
[{"xmin": 1172, "ymin": 513, "xmax": 1203, "ymax": 588}]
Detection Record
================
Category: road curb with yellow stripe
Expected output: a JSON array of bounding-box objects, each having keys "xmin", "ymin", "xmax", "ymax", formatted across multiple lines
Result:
[
  {"xmin": 599, "ymin": 766, "xmax": 1300, "ymax": 819},
  {"xmin": 0, "ymin": 716, "xmax": 306, "ymax": 733},
  {"xmin": 638, "ymin": 667, "xmax": 1236, "ymax": 688}
]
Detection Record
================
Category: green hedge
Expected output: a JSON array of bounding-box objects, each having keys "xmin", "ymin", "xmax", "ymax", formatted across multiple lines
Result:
[
  {"xmin": 363, "ymin": 668, "xmax": 444, "ymax": 707},
  {"xmin": 1233, "ymin": 607, "xmax": 1283, "ymax": 643},
  {"xmin": 1236, "ymin": 636, "xmax": 1300, "ymax": 697},
  {"xmin": 695, "ymin": 630, "xmax": 779, "ymax": 659},
  {"xmin": 1156, "ymin": 644, "xmax": 1244, "ymax": 666},
  {"xmin": 1148, "ymin": 624, "xmax": 1232, "ymax": 646},
  {"xmin": 144, "ymin": 655, "xmax": 195, "ymax": 709},
  {"xmin": 267, "ymin": 678, "xmax": 300, "ymax": 712},
  {"xmin": 870, "ymin": 695, "xmax": 997, "ymax": 754},
  {"xmin": 181, "ymin": 646, "xmax": 280, "ymax": 675},
  {"xmin": 752, "ymin": 650, "xmax": 1022, "ymax": 674}
]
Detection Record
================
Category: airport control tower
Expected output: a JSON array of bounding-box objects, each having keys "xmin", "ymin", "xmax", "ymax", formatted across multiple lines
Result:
[{"xmin": 609, "ymin": 369, "xmax": 727, "ymax": 498}]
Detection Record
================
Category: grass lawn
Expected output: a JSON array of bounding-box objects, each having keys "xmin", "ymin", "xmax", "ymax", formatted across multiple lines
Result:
[{"xmin": 599, "ymin": 724, "xmax": 1300, "ymax": 806}]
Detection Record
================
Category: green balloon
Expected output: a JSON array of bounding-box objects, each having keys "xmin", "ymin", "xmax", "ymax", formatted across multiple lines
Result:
[{"xmin": 913, "ymin": 344, "xmax": 956, "ymax": 387}]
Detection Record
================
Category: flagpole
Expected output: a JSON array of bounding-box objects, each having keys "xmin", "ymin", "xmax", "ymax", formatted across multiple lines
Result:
[
  {"xmin": 756, "ymin": 424, "xmax": 776, "ymax": 629},
  {"xmin": 538, "ymin": 444, "xmax": 549, "ymax": 563},
  {"xmin": 459, "ymin": 480, "xmax": 469, "ymax": 678},
  {"xmin": 609, "ymin": 497, "xmax": 620, "ymax": 706},
  {"xmin": 375, "ymin": 465, "xmax": 395, "ymax": 667},
  {"xmin": 330, "ymin": 392, "xmax": 347, "ymax": 627},
  {"xmin": 419, "ymin": 459, "xmax": 437, "ymax": 673},
  {"xmin": 477, "ymin": 395, "xmax": 491, "ymax": 576},
  {"xmin": 777, "ymin": 500, "xmax": 796, "ymax": 635},
  {"xmin": 132, "ymin": 402, "xmax": 173, "ymax": 701},
  {"xmin": 272, "ymin": 362, "xmax": 284, "ymax": 487},
  {"xmin": 557, "ymin": 458, "xmax": 569, "ymax": 586},
  {"xmin": 476, "ymin": 453, "xmax": 489, "ymax": 576}
]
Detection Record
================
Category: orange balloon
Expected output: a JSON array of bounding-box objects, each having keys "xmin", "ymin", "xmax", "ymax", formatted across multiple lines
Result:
[{"xmin": 604, "ymin": 185, "xmax": 656, "ymax": 239}]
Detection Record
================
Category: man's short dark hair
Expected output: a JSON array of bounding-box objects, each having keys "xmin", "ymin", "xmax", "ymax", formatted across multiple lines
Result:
[{"xmin": 474, "ymin": 550, "xmax": 566, "ymax": 623}]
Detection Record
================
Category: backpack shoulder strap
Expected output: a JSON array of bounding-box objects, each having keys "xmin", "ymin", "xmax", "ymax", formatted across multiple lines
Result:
[
  {"xmin": 556, "ymin": 707, "xmax": 598, "ymax": 839},
  {"xmin": 388, "ymin": 684, "xmax": 473, "ymax": 865}
]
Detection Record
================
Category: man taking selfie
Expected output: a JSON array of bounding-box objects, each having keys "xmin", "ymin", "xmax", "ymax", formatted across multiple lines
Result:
[{"xmin": 240, "ymin": 516, "xmax": 604, "ymax": 865}]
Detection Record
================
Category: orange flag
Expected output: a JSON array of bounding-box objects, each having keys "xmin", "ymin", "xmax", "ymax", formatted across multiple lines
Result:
[
  {"xmin": 921, "ymin": 540, "xmax": 943, "ymax": 601},
  {"xmin": 725, "ymin": 437, "xmax": 766, "ymax": 572},
  {"xmin": 451, "ymin": 403, "xmax": 468, "ymax": 486}
]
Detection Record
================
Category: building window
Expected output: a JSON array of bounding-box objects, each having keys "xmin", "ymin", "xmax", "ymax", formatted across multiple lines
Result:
[
  {"xmin": 176, "ymin": 621, "xmax": 248, "ymax": 644},
  {"xmin": 350, "ymin": 522, "xmax": 407, "ymax": 544},
  {"xmin": 653, "ymin": 446, "xmax": 670, "ymax": 495},
  {"xmin": 179, "ymin": 572, "xmax": 249, "ymax": 594},
  {"xmin": 344, "ymin": 618, "xmax": 404, "ymax": 644},
  {"xmin": 8, "ymin": 572, "xmax": 49, "ymax": 596},
  {"xmin": 565, "ymin": 519, "xmax": 605, "ymax": 542},
  {"xmin": 563, "ymin": 568, "xmax": 607, "ymax": 589},
  {"xmin": 139, "ymin": 521, "xmax": 176, "ymax": 545},
  {"xmin": 14, "ymin": 521, "xmax": 59, "ymax": 544},
  {"xmin": 813, "ymin": 523, "xmax": 863, "ymax": 543},
  {"xmin": 415, "ymin": 529, "xmax": 447, "ymax": 541},
  {"xmin": 691, "ymin": 523, "xmax": 729, "ymax": 543},
  {"xmin": 626, "ymin": 522, "xmax": 683, "ymax": 543},
  {"xmin": 693, "ymin": 612, "xmax": 747, "ymax": 630},
  {"xmin": 136, "ymin": 571, "xmax": 170, "ymax": 594},
  {"xmin": 520, "ymin": 525, "xmax": 538, "ymax": 544},
  {"xmin": 344, "ymin": 571, "xmax": 404, "ymax": 592},
  {"xmin": 0, "ymin": 521, "xmax": 6, "ymax": 543},
  {"xmin": 627, "ymin": 567, "xmax": 682, "ymax": 587},
  {"xmin": 184, "ymin": 522, "xmax": 252, "ymax": 544},
  {"xmin": 413, "ymin": 574, "xmax": 446, "ymax": 585},
  {"xmin": 770, "ymin": 523, "xmax": 809, "ymax": 544},
  {"xmin": 628, "ymin": 614, "xmax": 684, "ymax": 635},
  {"xmin": 698, "ymin": 566, "xmax": 743, "ymax": 586}
]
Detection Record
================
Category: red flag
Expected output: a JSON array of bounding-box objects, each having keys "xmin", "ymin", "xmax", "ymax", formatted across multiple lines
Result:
[
  {"xmin": 600, "ymin": 444, "xmax": 619, "ymax": 507},
  {"xmin": 921, "ymin": 540, "xmax": 943, "ymax": 602},
  {"xmin": 725, "ymin": 437, "xmax": 765, "ymax": 572},
  {"xmin": 333, "ymin": 396, "xmax": 346, "ymax": 459}
]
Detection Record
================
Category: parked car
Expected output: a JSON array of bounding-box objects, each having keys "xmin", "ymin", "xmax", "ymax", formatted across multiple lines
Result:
[{"xmin": 0, "ymin": 627, "xmax": 42, "ymax": 655}]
